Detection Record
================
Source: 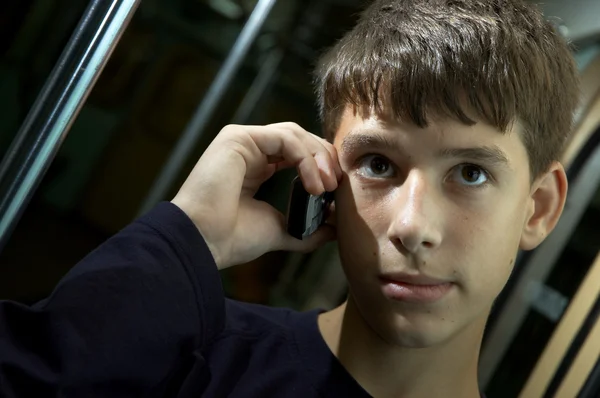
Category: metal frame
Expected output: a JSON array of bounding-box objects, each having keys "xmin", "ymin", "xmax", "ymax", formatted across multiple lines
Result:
[
  {"xmin": 0, "ymin": 0, "xmax": 141, "ymax": 253},
  {"xmin": 138, "ymin": 0, "xmax": 278, "ymax": 215}
]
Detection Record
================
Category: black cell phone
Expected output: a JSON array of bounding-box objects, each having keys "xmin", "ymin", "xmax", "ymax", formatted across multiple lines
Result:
[{"xmin": 286, "ymin": 176, "xmax": 335, "ymax": 240}]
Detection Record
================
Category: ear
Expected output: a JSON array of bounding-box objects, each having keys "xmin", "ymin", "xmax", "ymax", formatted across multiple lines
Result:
[{"xmin": 520, "ymin": 161, "xmax": 568, "ymax": 250}]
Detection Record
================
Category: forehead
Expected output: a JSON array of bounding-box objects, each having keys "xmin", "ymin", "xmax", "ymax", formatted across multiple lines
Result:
[
  {"xmin": 332, "ymin": 106, "xmax": 528, "ymax": 169},
  {"xmin": 333, "ymin": 106, "xmax": 513, "ymax": 142}
]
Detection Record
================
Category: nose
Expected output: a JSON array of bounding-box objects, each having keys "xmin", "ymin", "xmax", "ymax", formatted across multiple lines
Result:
[{"xmin": 387, "ymin": 171, "xmax": 442, "ymax": 254}]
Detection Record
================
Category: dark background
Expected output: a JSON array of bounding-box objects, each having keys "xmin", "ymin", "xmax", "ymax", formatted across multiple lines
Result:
[{"xmin": 0, "ymin": 1, "xmax": 599, "ymax": 397}]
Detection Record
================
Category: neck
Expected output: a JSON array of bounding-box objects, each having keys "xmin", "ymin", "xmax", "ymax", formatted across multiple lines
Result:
[{"xmin": 318, "ymin": 296, "xmax": 486, "ymax": 398}]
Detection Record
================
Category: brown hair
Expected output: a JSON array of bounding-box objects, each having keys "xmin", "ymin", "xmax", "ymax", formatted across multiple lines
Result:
[{"xmin": 314, "ymin": 0, "xmax": 580, "ymax": 178}]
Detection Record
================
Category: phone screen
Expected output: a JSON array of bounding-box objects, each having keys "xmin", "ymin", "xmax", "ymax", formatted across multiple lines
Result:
[{"xmin": 286, "ymin": 176, "xmax": 334, "ymax": 240}]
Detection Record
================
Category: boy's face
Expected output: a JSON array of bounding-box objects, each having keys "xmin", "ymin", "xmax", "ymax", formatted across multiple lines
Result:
[{"xmin": 332, "ymin": 106, "xmax": 550, "ymax": 348}]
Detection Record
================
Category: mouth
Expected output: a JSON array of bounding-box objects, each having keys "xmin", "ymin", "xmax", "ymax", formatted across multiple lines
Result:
[{"xmin": 378, "ymin": 273, "xmax": 454, "ymax": 303}]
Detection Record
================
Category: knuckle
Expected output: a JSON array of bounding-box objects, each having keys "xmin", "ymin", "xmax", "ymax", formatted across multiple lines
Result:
[
  {"xmin": 323, "ymin": 140, "xmax": 336, "ymax": 152},
  {"xmin": 282, "ymin": 121, "xmax": 301, "ymax": 130},
  {"xmin": 285, "ymin": 135, "xmax": 307, "ymax": 157},
  {"xmin": 286, "ymin": 131, "xmax": 302, "ymax": 146},
  {"xmin": 318, "ymin": 142, "xmax": 332, "ymax": 155},
  {"xmin": 284, "ymin": 122, "xmax": 308, "ymax": 137},
  {"xmin": 308, "ymin": 136, "xmax": 329, "ymax": 153},
  {"xmin": 317, "ymin": 136, "xmax": 334, "ymax": 151},
  {"xmin": 221, "ymin": 124, "xmax": 241, "ymax": 136}
]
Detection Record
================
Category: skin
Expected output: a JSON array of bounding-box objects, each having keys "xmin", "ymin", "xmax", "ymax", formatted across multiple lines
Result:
[
  {"xmin": 317, "ymin": 106, "xmax": 568, "ymax": 397},
  {"xmin": 173, "ymin": 109, "xmax": 567, "ymax": 398}
]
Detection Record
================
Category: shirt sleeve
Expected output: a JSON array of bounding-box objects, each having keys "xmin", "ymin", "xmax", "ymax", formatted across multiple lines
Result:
[{"xmin": 0, "ymin": 202, "xmax": 225, "ymax": 397}]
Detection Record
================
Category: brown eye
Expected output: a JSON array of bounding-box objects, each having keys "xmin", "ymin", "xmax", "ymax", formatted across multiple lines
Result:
[
  {"xmin": 357, "ymin": 155, "xmax": 395, "ymax": 178},
  {"xmin": 370, "ymin": 156, "xmax": 390, "ymax": 174},
  {"xmin": 461, "ymin": 165, "xmax": 481, "ymax": 182},
  {"xmin": 454, "ymin": 164, "xmax": 488, "ymax": 186}
]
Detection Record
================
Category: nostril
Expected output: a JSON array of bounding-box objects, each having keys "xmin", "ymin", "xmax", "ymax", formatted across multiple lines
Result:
[
  {"xmin": 391, "ymin": 238, "xmax": 411, "ymax": 256},
  {"xmin": 422, "ymin": 241, "xmax": 434, "ymax": 248}
]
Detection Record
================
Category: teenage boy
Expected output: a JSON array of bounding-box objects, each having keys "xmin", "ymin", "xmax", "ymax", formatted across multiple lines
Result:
[{"xmin": 0, "ymin": 0, "xmax": 579, "ymax": 397}]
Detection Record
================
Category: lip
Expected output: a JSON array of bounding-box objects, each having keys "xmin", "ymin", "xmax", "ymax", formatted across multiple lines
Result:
[{"xmin": 379, "ymin": 273, "xmax": 454, "ymax": 303}]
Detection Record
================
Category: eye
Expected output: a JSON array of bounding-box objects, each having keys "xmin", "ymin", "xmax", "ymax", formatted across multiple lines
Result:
[
  {"xmin": 451, "ymin": 164, "xmax": 489, "ymax": 186},
  {"xmin": 357, "ymin": 155, "xmax": 395, "ymax": 178}
]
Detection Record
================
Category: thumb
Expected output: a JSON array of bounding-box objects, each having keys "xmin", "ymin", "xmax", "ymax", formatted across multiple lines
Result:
[{"xmin": 281, "ymin": 224, "xmax": 337, "ymax": 253}]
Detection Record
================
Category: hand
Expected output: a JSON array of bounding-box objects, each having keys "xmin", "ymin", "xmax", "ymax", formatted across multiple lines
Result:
[{"xmin": 171, "ymin": 122, "xmax": 342, "ymax": 270}]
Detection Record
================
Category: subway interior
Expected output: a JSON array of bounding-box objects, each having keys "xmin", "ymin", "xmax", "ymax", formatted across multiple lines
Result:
[{"xmin": 0, "ymin": 1, "xmax": 599, "ymax": 397}]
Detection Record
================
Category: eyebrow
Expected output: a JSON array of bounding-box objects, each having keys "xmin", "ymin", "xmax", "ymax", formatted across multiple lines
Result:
[
  {"xmin": 340, "ymin": 132, "xmax": 399, "ymax": 155},
  {"xmin": 436, "ymin": 146, "xmax": 509, "ymax": 167},
  {"xmin": 340, "ymin": 131, "xmax": 510, "ymax": 167}
]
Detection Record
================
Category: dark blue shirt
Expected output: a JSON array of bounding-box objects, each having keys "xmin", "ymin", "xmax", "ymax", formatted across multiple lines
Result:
[
  {"xmin": 0, "ymin": 202, "xmax": 486, "ymax": 397},
  {"xmin": 0, "ymin": 202, "xmax": 371, "ymax": 397}
]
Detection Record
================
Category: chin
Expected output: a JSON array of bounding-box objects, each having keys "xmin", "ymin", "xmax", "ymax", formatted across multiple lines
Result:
[
  {"xmin": 383, "ymin": 316, "xmax": 456, "ymax": 348},
  {"xmin": 371, "ymin": 304, "xmax": 490, "ymax": 351},
  {"xmin": 353, "ymin": 297, "xmax": 463, "ymax": 349},
  {"xmin": 389, "ymin": 333, "xmax": 439, "ymax": 349}
]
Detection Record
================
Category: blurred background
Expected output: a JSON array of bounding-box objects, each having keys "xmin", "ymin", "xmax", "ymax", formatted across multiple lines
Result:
[{"xmin": 0, "ymin": 1, "xmax": 598, "ymax": 397}]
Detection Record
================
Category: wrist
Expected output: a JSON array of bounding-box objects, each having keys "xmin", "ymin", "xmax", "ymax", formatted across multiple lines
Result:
[
  {"xmin": 170, "ymin": 199, "xmax": 228, "ymax": 270},
  {"xmin": 200, "ymin": 233, "xmax": 228, "ymax": 270}
]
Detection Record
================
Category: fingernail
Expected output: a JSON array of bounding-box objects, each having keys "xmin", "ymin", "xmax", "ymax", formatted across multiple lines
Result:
[
  {"xmin": 315, "ymin": 153, "xmax": 333, "ymax": 178},
  {"xmin": 317, "ymin": 179, "xmax": 325, "ymax": 193}
]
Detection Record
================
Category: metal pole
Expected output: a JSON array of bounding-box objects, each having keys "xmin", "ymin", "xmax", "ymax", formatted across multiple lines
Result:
[
  {"xmin": 138, "ymin": 0, "xmax": 278, "ymax": 216},
  {"xmin": 232, "ymin": 0, "xmax": 330, "ymax": 125},
  {"xmin": 231, "ymin": 48, "xmax": 284, "ymax": 124},
  {"xmin": 0, "ymin": 0, "xmax": 140, "ymax": 252}
]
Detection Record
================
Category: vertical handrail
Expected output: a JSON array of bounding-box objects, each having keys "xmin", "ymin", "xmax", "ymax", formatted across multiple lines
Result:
[
  {"xmin": 0, "ymin": 0, "xmax": 141, "ymax": 253},
  {"xmin": 138, "ymin": 0, "xmax": 278, "ymax": 216}
]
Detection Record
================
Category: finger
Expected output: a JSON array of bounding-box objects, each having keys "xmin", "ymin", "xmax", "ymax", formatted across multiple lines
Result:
[
  {"xmin": 310, "ymin": 137, "xmax": 341, "ymax": 191},
  {"xmin": 260, "ymin": 163, "xmax": 278, "ymax": 183},
  {"xmin": 268, "ymin": 151, "xmax": 334, "ymax": 189},
  {"xmin": 265, "ymin": 156, "xmax": 297, "ymax": 174},
  {"xmin": 313, "ymin": 135, "xmax": 343, "ymax": 182},
  {"xmin": 273, "ymin": 160, "xmax": 295, "ymax": 173},
  {"xmin": 313, "ymin": 152, "xmax": 337, "ymax": 192},
  {"xmin": 270, "ymin": 123, "xmax": 342, "ymax": 182},
  {"xmin": 246, "ymin": 127, "xmax": 325, "ymax": 195},
  {"xmin": 268, "ymin": 123, "xmax": 338, "ymax": 191}
]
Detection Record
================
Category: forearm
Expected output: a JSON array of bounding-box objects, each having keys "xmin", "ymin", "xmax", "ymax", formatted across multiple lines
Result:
[{"xmin": 0, "ymin": 202, "xmax": 225, "ymax": 397}]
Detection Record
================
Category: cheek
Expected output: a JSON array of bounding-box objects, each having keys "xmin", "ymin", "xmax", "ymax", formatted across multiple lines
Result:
[
  {"xmin": 337, "ymin": 178, "xmax": 391, "ymax": 231},
  {"xmin": 335, "ymin": 179, "xmax": 386, "ymax": 267},
  {"xmin": 452, "ymin": 196, "xmax": 527, "ymax": 294}
]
